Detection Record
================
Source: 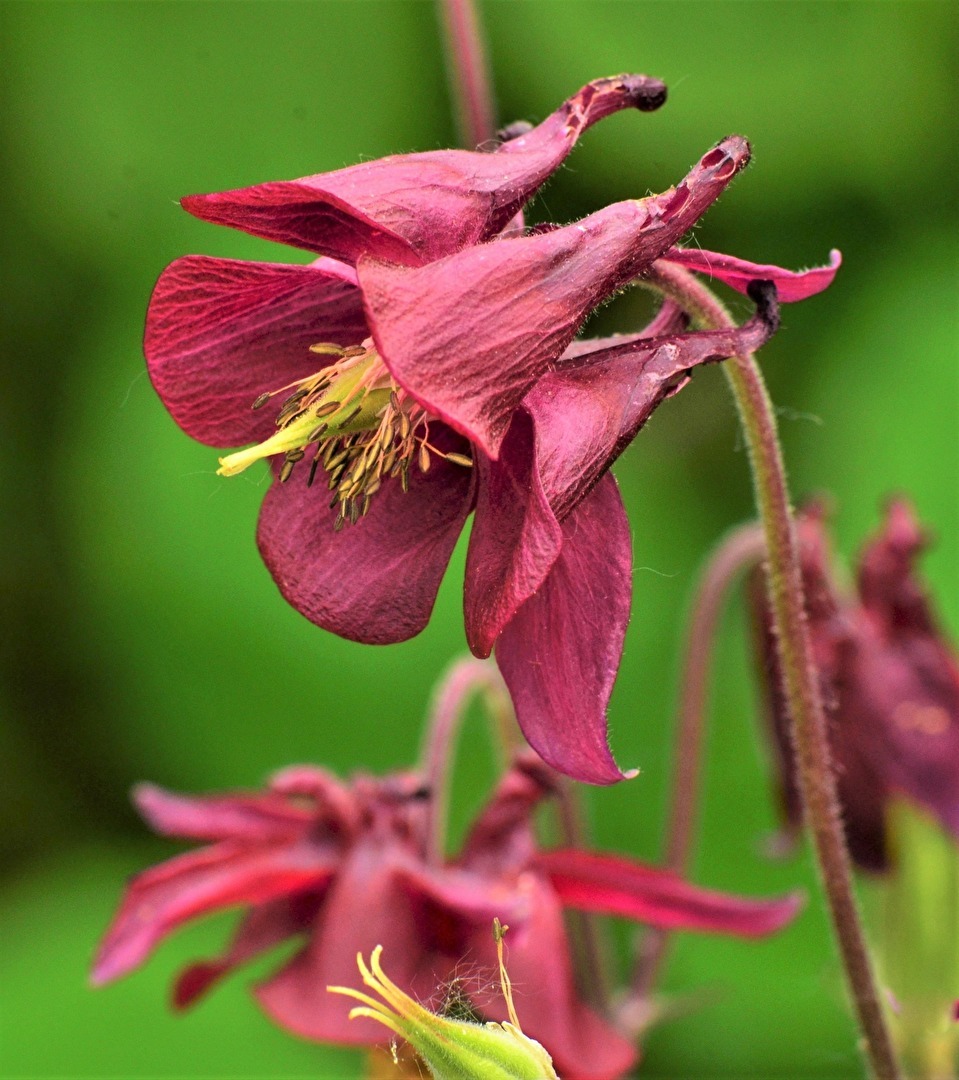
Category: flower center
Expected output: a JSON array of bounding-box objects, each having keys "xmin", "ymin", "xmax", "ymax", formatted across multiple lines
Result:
[{"xmin": 218, "ymin": 340, "xmax": 472, "ymax": 528}]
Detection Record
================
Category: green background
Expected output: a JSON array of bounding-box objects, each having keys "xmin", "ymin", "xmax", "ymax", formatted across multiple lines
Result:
[{"xmin": 2, "ymin": 2, "xmax": 956, "ymax": 1077}]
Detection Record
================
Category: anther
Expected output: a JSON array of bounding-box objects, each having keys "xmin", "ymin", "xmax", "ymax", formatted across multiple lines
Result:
[
  {"xmin": 251, "ymin": 391, "xmax": 272, "ymax": 410},
  {"xmin": 444, "ymin": 452, "xmax": 474, "ymax": 468},
  {"xmin": 314, "ymin": 401, "xmax": 341, "ymax": 419}
]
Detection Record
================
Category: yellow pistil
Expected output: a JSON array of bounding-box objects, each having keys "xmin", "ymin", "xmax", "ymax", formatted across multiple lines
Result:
[{"xmin": 216, "ymin": 339, "xmax": 473, "ymax": 528}]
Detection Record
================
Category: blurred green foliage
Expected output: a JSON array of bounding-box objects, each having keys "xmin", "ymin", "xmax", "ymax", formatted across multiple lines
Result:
[{"xmin": 1, "ymin": 2, "xmax": 956, "ymax": 1077}]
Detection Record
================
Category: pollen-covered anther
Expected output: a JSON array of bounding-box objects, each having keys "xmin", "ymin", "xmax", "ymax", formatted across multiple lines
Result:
[{"xmin": 216, "ymin": 339, "xmax": 473, "ymax": 526}]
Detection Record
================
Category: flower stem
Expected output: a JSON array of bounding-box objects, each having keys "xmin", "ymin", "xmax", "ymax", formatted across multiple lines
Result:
[
  {"xmin": 552, "ymin": 775, "xmax": 612, "ymax": 1014},
  {"xmin": 646, "ymin": 259, "xmax": 902, "ymax": 1080},
  {"xmin": 419, "ymin": 657, "xmax": 515, "ymax": 866},
  {"xmin": 632, "ymin": 522, "xmax": 766, "ymax": 1000},
  {"xmin": 436, "ymin": 0, "xmax": 497, "ymax": 147}
]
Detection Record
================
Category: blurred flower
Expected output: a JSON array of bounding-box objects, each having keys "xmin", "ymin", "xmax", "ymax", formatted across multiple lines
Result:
[
  {"xmin": 329, "ymin": 930, "xmax": 559, "ymax": 1080},
  {"xmin": 146, "ymin": 75, "xmax": 838, "ymax": 782},
  {"xmin": 751, "ymin": 499, "xmax": 959, "ymax": 871},
  {"xmin": 93, "ymin": 754, "xmax": 802, "ymax": 1080}
]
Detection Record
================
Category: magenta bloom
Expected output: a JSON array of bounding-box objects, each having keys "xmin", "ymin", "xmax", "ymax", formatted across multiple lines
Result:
[
  {"xmin": 752, "ymin": 500, "xmax": 959, "ymax": 871},
  {"xmin": 146, "ymin": 75, "xmax": 840, "ymax": 783},
  {"xmin": 93, "ymin": 755, "xmax": 801, "ymax": 1080}
]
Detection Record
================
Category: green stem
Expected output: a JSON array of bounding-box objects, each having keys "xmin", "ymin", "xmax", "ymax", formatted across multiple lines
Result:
[
  {"xmin": 646, "ymin": 259, "xmax": 902, "ymax": 1080},
  {"xmin": 632, "ymin": 522, "xmax": 766, "ymax": 1000}
]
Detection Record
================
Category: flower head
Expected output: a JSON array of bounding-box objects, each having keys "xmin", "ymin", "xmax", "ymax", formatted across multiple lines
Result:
[
  {"xmin": 328, "ymin": 930, "xmax": 559, "ymax": 1080},
  {"xmin": 751, "ymin": 499, "xmax": 959, "ymax": 871},
  {"xmin": 146, "ymin": 76, "xmax": 839, "ymax": 783},
  {"xmin": 93, "ymin": 754, "xmax": 802, "ymax": 1080}
]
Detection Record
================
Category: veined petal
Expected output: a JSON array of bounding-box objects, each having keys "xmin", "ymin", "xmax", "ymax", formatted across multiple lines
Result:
[
  {"xmin": 537, "ymin": 849, "xmax": 803, "ymax": 936},
  {"xmin": 527, "ymin": 284, "xmax": 780, "ymax": 520},
  {"xmin": 91, "ymin": 840, "xmax": 336, "ymax": 986},
  {"xmin": 174, "ymin": 891, "xmax": 324, "ymax": 1009},
  {"xmin": 663, "ymin": 246, "xmax": 842, "ymax": 302},
  {"xmin": 181, "ymin": 76, "xmax": 667, "ymax": 266},
  {"xmin": 145, "ymin": 255, "xmax": 368, "ymax": 447},
  {"xmin": 362, "ymin": 136, "xmax": 752, "ymax": 458},
  {"xmin": 464, "ymin": 413, "xmax": 564, "ymax": 659},
  {"xmin": 134, "ymin": 782, "xmax": 313, "ymax": 843},
  {"xmin": 496, "ymin": 473, "xmax": 633, "ymax": 785},
  {"xmin": 256, "ymin": 432, "xmax": 475, "ymax": 644}
]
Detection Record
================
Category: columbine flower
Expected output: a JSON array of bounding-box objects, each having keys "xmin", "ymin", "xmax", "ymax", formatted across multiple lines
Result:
[
  {"xmin": 92, "ymin": 754, "xmax": 801, "ymax": 1080},
  {"xmin": 328, "ymin": 928, "xmax": 559, "ymax": 1080},
  {"xmin": 751, "ymin": 499, "xmax": 959, "ymax": 871},
  {"xmin": 146, "ymin": 75, "xmax": 839, "ymax": 782}
]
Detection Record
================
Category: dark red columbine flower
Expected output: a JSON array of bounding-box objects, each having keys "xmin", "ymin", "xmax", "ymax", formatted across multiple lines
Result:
[
  {"xmin": 751, "ymin": 499, "xmax": 959, "ymax": 872},
  {"xmin": 92, "ymin": 755, "xmax": 801, "ymax": 1080},
  {"xmin": 146, "ymin": 75, "xmax": 840, "ymax": 783}
]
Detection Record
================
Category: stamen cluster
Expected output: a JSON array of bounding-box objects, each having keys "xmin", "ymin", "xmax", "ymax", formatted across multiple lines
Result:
[{"xmin": 223, "ymin": 341, "xmax": 472, "ymax": 529}]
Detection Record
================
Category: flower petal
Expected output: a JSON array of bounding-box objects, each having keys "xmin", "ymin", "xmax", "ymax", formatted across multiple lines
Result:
[
  {"xmin": 464, "ymin": 413, "xmax": 564, "ymax": 658},
  {"xmin": 173, "ymin": 890, "xmax": 324, "ymax": 1009},
  {"xmin": 145, "ymin": 255, "xmax": 368, "ymax": 447},
  {"xmin": 257, "ymin": 842, "xmax": 455, "ymax": 1036},
  {"xmin": 91, "ymin": 840, "xmax": 336, "ymax": 986},
  {"xmin": 362, "ymin": 136, "xmax": 752, "ymax": 458},
  {"xmin": 496, "ymin": 473, "xmax": 633, "ymax": 785},
  {"xmin": 663, "ymin": 246, "xmax": 842, "ymax": 302},
  {"xmin": 181, "ymin": 75, "xmax": 668, "ymax": 266},
  {"xmin": 459, "ymin": 753, "xmax": 555, "ymax": 872},
  {"xmin": 527, "ymin": 284, "xmax": 780, "ymax": 520},
  {"xmin": 256, "ymin": 432, "xmax": 475, "ymax": 643},
  {"xmin": 537, "ymin": 849, "xmax": 804, "ymax": 936},
  {"xmin": 133, "ymin": 782, "xmax": 313, "ymax": 843}
]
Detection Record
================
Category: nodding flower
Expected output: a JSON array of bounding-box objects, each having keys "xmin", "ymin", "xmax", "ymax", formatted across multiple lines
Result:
[
  {"xmin": 145, "ymin": 74, "xmax": 839, "ymax": 783},
  {"xmin": 751, "ymin": 499, "xmax": 959, "ymax": 872}
]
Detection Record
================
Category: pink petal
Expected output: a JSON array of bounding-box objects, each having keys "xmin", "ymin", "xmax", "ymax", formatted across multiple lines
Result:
[
  {"xmin": 560, "ymin": 300, "xmax": 689, "ymax": 361},
  {"xmin": 464, "ymin": 414, "xmax": 564, "ymax": 658},
  {"xmin": 362, "ymin": 136, "xmax": 752, "ymax": 459},
  {"xmin": 537, "ymin": 849, "xmax": 804, "ymax": 936},
  {"xmin": 181, "ymin": 76, "xmax": 667, "ymax": 266},
  {"xmin": 255, "ymin": 844, "xmax": 449, "ymax": 1044},
  {"xmin": 173, "ymin": 891, "xmax": 323, "ymax": 1009},
  {"xmin": 145, "ymin": 255, "xmax": 367, "ymax": 447},
  {"xmin": 459, "ymin": 753, "xmax": 554, "ymax": 871},
  {"xmin": 133, "ymin": 782, "xmax": 313, "ymax": 843},
  {"xmin": 527, "ymin": 285, "xmax": 780, "ymax": 520},
  {"xmin": 91, "ymin": 840, "xmax": 336, "ymax": 986},
  {"xmin": 496, "ymin": 473, "xmax": 633, "ymax": 785},
  {"xmin": 663, "ymin": 246, "xmax": 842, "ymax": 302},
  {"xmin": 256, "ymin": 432, "xmax": 475, "ymax": 643}
]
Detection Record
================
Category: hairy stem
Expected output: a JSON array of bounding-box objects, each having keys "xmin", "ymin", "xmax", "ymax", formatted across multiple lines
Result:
[
  {"xmin": 436, "ymin": 0, "xmax": 497, "ymax": 147},
  {"xmin": 633, "ymin": 522, "xmax": 766, "ymax": 999},
  {"xmin": 646, "ymin": 260, "xmax": 902, "ymax": 1080}
]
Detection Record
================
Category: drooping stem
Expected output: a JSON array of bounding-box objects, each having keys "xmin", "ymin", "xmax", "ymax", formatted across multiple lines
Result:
[
  {"xmin": 632, "ymin": 521, "xmax": 766, "ymax": 999},
  {"xmin": 436, "ymin": 0, "xmax": 497, "ymax": 147},
  {"xmin": 646, "ymin": 260, "xmax": 902, "ymax": 1080},
  {"xmin": 419, "ymin": 657, "xmax": 515, "ymax": 866},
  {"xmin": 551, "ymin": 775, "xmax": 612, "ymax": 1014}
]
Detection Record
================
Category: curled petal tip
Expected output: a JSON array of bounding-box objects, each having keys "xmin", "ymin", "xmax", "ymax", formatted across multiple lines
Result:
[
  {"xmin": 616, "ymin": 73, "xmax": 668, "ymax": 111},
  {"xmin": 746, "ymin": 279, "xmax": 782, "ymax": 335}
]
